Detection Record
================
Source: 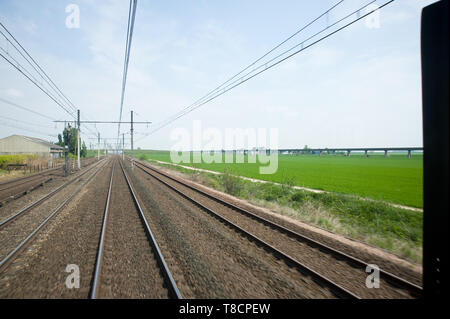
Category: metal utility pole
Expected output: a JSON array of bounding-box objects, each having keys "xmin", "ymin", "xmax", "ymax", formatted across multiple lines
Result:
[
  {"xmin": 63, "ymin": 124, "xmax": 70, "ymax": 177},
  {"xmin": 97, "ymin": 133, "xmax": 100, "ymax": 161},
  {"xmin": 77, "ymin": 110, "xmax": 81, "ymax": 169},
  {"xmin": 122, "ymin": 133, "xmax": 125, "ymax": 161},
  {"xmin": 131, "ymin": 110, "xmax": 134, "ymax": 169}
]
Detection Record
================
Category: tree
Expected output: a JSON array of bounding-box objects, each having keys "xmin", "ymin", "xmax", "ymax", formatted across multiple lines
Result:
[
  {"xmin": 81, "ymin": 142, "xmax": 87, "ymax": 158},
  {"xmin": 57, "ymin": 134, "xmax": 64, "ymax": 147},
  {"xmin": 61, "ymin": 125, "xmax": 84, "ymax": 156}
]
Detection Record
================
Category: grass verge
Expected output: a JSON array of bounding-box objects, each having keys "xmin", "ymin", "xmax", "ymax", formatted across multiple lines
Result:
[{"xmin": 144, "ymin": 158, "xmax": 423, "ymax": 263}]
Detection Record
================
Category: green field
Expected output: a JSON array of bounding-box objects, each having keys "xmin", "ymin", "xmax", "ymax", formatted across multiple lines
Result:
[{"xmin": 132, "ymin": 150, "xmax": 423, "ymax": 208}]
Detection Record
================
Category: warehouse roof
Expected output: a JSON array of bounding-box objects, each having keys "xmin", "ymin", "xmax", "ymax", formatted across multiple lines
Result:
[{"xmin": 10, "ymin": 135, "xmax": 64, "ymax": 150}]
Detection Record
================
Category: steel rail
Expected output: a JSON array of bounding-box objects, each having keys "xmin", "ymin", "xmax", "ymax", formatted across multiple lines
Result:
[
  {"xmin": 0, "ymin": 175, "xmax": 52, "ymax": 192},
  {"xmin": 90, "ymin": 161, "xmax": 115, "ymax": 299},
  {"xmin": 0, "ymin": 165, "xmax": 61, "ymax": 187},
  {"xmin": 131, "ymin": 159, "xmax": 357, "ymax": 299},
  {"xmin": 119, "ymin": 159, "xmax": 182, "ymax": 299},
  {"xmin": 0, "ymin": 158, "xmax": 106, "ymax": 230},
  {"xmin": 133, "ymin": 159, "xmax": 423, "ymax": 297},
  {"xmin": 0, "ymin": 156, "xmax": 97, "ymax": 188},
  {"xmin": 0, "ymin": 158, "xmax": 109, "ymax": 273},
  {"xmin": 0, "ymin": 177, "xmax": 53, "ymax": 203}
]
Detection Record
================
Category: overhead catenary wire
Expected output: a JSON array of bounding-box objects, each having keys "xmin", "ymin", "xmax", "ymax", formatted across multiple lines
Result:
[
  {"xmin": 0, "ymin": 45, "xmax": 77, "ymax": 122},
  {"xmin": 117, "ymin": 0, "xmax": 138, "ymax": 147},
  {"xmin": 0, "ymin": 97, "xmax": 56, "ymax": 121},
  {"xmin": 0, "ymin": 22, "xmax": 78, "ymax": 115},
  {"xmin": 0, "ymin": 115, "xmax": 57, "ymax": 129},
  {"xmin": 0, "ymin": 21, "xmax": 99, "ymax": 138},
  {"xmin": 164, "ymin": 0, "xmax": 345, "ymax": 125},
  {"xmin": 0, "ymin": 51, "xmax": 77, "ymax": 119},
  {"xmin": 188, "ymin": 0, "xmax": 377, "ymax": 104},
  {"xmin": 0, "ymin": 121, "xmax": 57, "ymax": 139},
  {"xmin": 137, "ymin": 0, "xmax": 393, "ymax": 142}
]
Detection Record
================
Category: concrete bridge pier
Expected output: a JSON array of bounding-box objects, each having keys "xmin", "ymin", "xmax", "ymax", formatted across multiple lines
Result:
[
  {"xmin": 384, "ymin": 150, "xmax": 389, "ymax": 157},
  {"xmin": 346, "ymin": 150, "xmax": 351, "ymax": 157},
  {"xmin": 365, "ymin": 150, "xmax": 369, "ymax": 157},
  {"xmin": 408, "ymin": 150, "xmax": 412, "ymax": 158}
]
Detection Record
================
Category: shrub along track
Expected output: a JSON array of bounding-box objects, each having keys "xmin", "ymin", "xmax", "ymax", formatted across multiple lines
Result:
[
  {"xmin": 127, "ymin": 159, "xmax": 343, "ymax": 299},
  {"xmin": 131, "ymin": 158, "xmax": 422, "ymax": 299},
  {"xmin": 0, "ymin": 158, "xmax": 108, "ymax": 297}
]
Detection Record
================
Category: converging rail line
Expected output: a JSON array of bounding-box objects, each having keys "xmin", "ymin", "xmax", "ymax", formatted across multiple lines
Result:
[
  {"xmin": 131, "ymin": 158, "xmax": 357, "ymax": 299},
  {"xmin": 0, "ymin": 159, "xmax": 105, "ymax": 230},
  {"xmin": 0, "ymin": 157, "xmax": 99, "ymax": 206},
  {"xmin": 0, "ymin": 159, "xmax": 107, "ymax": 273},
  {"xmin": 132, "ymin": 158, "xmax": 422, "ymax": 299},
  {"xmin": 0, "ymin": 176, "xmax": 53, "ymax": 205},
  {"xmin": 90, "ymin": 158, "xmax": 181, "ymax": 299}
]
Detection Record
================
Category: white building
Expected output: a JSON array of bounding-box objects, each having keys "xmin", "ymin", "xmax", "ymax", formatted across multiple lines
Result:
[{"xmin": 0, "ymin": 135, "xmax": 64, "ymax": 158}]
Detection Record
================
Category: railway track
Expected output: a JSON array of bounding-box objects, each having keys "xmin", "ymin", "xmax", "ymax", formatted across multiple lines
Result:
[
  {"xmin": 0, "ymin": 157, "xmax": 99, "ymax": 206},
  {"xmin": 131, "ymin": 158, "xmax": 422, "ymax": 299},
  {"xmin": 0, "ymin": 158, "xmax": 108, "ymax": 273},
  {"xmin": 90, "ymin": 159, "xmax": 181, "ymax": 299},
  {"xmin": 0, "ymin": 158, "xmax": 105, "ymax": 230},
  {"xmin": 0, "ymin": 176, "xmax": 53, "ymax": 205}
]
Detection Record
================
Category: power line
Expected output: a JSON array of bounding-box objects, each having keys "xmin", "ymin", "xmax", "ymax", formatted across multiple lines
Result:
[
  {"xmin": 137, "ymin": 0, "xmax": 392, "ymax": 141},
  {"xmin": 165, "ymin": 0, "xmax": 345, "ymax": 126},
  {"xmin": 0, "ymin": 115, "xmax": 57, "ymax": 129},
  {"xmin": 0, "ymin": 22, "xmax": 99, "ymax": 138},
  {"xmin": 117, "ymin": 0, "xmax": 138, "ymax": 145},
  {"xmin": 0, "ymin": 121, "xmax": 57, "ymax": 139},
  {"xmin": 0, "ymin": 22, "xmax": 78, "ymax": 114},
  {"xmin": 0, "ymin": 97, "xmax": 56, "ymax": 121},
  {"xmin": 0, "ymin": 46, "xmax": 74, "ymax": 118},
  {"xmin": 0, "ymin": 51, "xmax": 77, "ymax": 118},
  {"xmin": 196, "ymin": 0, "xmax": 377, "ymax": 100}
]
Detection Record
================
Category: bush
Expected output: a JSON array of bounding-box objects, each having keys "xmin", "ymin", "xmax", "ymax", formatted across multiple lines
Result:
[
  {"xmin": 0, "ymin": 154, "xmax": 37, "ymax": 169},
  {"xmin": 221, "ymin": 169, "xmax": 243, "ymax": 196},
  {"xmin": 291, "ymin": 191, "xmax": 308, "ymax": 203}
]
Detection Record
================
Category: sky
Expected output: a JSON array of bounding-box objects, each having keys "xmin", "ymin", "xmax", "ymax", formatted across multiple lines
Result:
[{"xmin": 0, "ymin": 0, "xmax": 439, "ymax": 150}]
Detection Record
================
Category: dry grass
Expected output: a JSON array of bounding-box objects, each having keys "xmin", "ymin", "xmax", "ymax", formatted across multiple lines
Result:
[
  {"xmin": 249, "ymin": 198, "xmax": 422, "ymax": 262},
  {"xmin": 144, "ymin": 159, "xmax": 423, "ymax": 263}
]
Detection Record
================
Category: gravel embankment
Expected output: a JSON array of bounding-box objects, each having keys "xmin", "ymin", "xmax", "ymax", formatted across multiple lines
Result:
[
  {"xmin": 0, "ymin": 158, "xmax": 100, "ymax": 222},
  {"xmin": 96, "ymin": 161, "xmax": 169, "ymax": 299},
  {"xmin": 0, "ymin": 159, "xmax": 110, "ymax": 298},
  {"xmin": 139, "ymin": 164, "xmax": 417, "ymax": 299},
  {"xmin": 127, "ymin": 163, "xmax": 336, "ymax": 299},
  {"xmin": 143, "ymin": 159, "xmax": 422, "ymax": 287},
  {"xmin": 0, "ymin": 160, "xmax": 106, "ymax": 267},
  {"xmin": 0, "ymin": 177, "xmax": 51, "ymax": 203}
]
